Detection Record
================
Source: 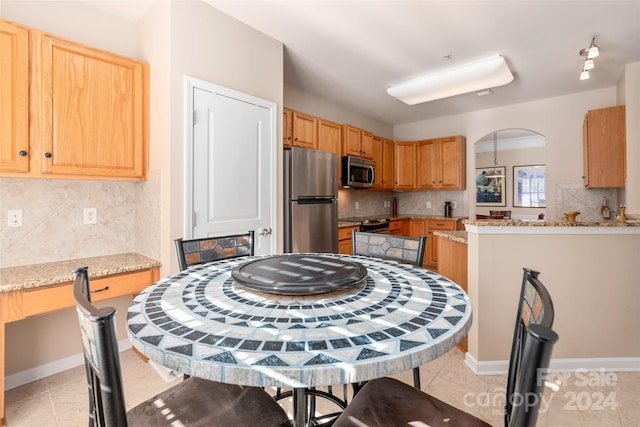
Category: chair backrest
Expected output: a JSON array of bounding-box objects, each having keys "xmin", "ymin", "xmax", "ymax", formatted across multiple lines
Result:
[
  {"xmin": 352, "ymin": 230, "xmax": 426, "ymax": 267},
  {"xmin": 490, "ymin": 210, "xmax": 512, "ymax": 219},
  {"xmin": 73, "ymin": 267, "xmax": 128, "ymax": 427},
  {"xmin": 174, "ymin": 230, "xmax": 255, "ymax": 270},
  {"xmin": 505, "ymin": 268, "xmax": 559, "ymax": 427}
]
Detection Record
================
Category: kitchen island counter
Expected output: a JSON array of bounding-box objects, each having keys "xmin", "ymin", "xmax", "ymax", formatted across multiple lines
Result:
[{"xmin": 463, "ymin": 219, "xmax": 639, "ymax": 228}]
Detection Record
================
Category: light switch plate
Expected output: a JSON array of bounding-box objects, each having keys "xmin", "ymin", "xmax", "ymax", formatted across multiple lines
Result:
[{"xmin": 84, "ymin": 208, "xmax": 97, "ymax": 225}]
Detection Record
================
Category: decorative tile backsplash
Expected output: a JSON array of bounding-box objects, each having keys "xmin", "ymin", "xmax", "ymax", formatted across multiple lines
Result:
[
  {"xmin": 338, "ymin": 189, "xmax": 468, "ymax": 219},
  {"xmin": 0, "ymin": 172, "xmax": 161, "ymax": 268},
  {"xmin": 555, "ymin": 184, "xmax": 618, "ymax": 221}
]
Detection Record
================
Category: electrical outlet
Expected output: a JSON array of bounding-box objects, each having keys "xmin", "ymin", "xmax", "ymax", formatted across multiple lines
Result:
[
  {"xmin": 8, "ymin": 209, "xmax": 22, "ymax": 227},
  {"xmin": 426, "ymin": 201, "xmax": 432, "ymax": 209},
  {"xmin": 355, "ymin": 202, "xmax": 360, "ymax": 210},
  {"xmin": 84, "ymin": 208, "xmax": 97, "ymax": 225},
  {"xmin": 451, "ymin": 202, "xmax": 457, "ymax": 209}
]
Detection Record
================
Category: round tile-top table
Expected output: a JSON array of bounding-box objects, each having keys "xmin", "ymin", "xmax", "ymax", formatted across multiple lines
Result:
[{"xmin": 127, "ymin": 253, "xmax": 472, "ymax": 391}]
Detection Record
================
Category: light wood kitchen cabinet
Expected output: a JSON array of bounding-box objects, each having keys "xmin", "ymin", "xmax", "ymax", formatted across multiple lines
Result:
[
  {"xmin": 283, "ymin": 107, "xmax": 293, "ymax": 147},
  {"xmin": 425, "ymin": 219, "xmax": 463, "ymax": 268},
  {"xmin": 382, "ymin": 139, "xmax": 395, "ymax": 189},
  {"xmin": 318, "ymin": 118, "xmax": 341, "ymax": 155},
  {"xmin": 407, "ymin": 219, "xmax": 428, "ymax": 268},
  {"xmin": 371, "ymin": 136, "xmax": 395, "ymax": 190},
  {"xmin": 0, "ymin": 21, "xmax": 149, "ymax": 180},
  {"xmin": 371, "ymin": 136, "xmax": 383, "ymax": 189},
  {"xmin": 338, "ymin": 225, "xmax": 359, "ymax": 254},
  {"xmin": 394, "ymin": 141, "xmax": 417, "ymax": 190},
  {"xmin": 291, "ymin": 110, "xmax": 317, "ymax": 149},
  {"xmin": 583, "ymin": 105, "xmax": 626, "ymax": 188},
  {"xmin": 342, "ymin": 124, "xmax": 373, "ymax": 159},
  {"xmin": 318, "ymin": 118, "xmax": 342, "ymax": 185},
  {"xmin": 417, "ymin": 136, "xmax": 466, "ymax": 190},
  {"xmin": 437, "ymin": 234, "xmax": 468, "ymax": 352},
  {"xmin": 0, "ymin": 20, "xmax": 29, "ymax": 173},
  {"xmin": 361, "ymin": 130, "xmax": 374, "ymax": 159},
  {"xmin": 342, "ymin": 124, "xmax": 361, "ymax": 156},
  {"xmin": 389, "ymin": 219, "xmax": 404, "ymax": 235}
]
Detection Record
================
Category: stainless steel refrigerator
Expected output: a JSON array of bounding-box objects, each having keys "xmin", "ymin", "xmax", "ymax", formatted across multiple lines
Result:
[{"xmin": 284, "ymin": 147, "xmax": 338, "ymax": 253}]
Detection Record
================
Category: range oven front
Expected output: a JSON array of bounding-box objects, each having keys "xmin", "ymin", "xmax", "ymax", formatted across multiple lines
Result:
[{"xmin": 360, "ymin": 218, "xmax": 390, "ymax": 233}]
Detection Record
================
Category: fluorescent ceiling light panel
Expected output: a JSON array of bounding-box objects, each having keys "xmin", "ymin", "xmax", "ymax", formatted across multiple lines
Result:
[{"xmin": 387, "ymin": 55, "xmax": 514, "ymax": 105}]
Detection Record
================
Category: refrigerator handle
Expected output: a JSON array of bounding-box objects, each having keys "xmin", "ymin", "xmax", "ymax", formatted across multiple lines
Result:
[{"xmin": 296, "ymin": 198, "xmax": 336, "ymax": 205}]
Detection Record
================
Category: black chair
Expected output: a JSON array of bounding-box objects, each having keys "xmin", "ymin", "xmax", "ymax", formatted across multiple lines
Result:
[
  {"xmin": 174, "ymin": 230, "xmax": 254, "ymax": 270},
  {"xmin": 490, "ymin": 210, "xmax": 512, "ymax": 219},
  {"xmin": 352, "ymin": 230, "xmax": 427, "ymax": 389},
  {"xmin": 72, "ymin": 267, "xmax": 290, "ymax": 427},
  {"xmin": 352, "ymin": 230, "xmax": 426, "ymax": 267},
  {"xmin": 333, "ymin": 267, "xmax": 559, "ymax": 427}
]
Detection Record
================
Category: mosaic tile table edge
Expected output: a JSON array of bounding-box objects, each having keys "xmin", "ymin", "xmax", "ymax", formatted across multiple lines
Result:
[{"xmin": 127, "ymin": 254, "xmax": 472, "ymax": 388}]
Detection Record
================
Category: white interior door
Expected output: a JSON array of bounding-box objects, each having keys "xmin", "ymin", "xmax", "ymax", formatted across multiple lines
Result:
[{"xmin": 185, "ymin": 76, "xmax": 276, "ymax": 255}]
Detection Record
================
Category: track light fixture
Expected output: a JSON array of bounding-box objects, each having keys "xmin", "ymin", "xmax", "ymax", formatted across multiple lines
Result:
[{"xmin": 579, "ymin": 36, "xmax": 599, "ymax": 80}]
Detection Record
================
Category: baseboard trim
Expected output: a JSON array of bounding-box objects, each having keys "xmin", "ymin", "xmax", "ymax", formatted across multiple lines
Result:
[
  {"xmin": 465, "ymin": 353, "xmax": 640, "ymax": 375},
  {"xmin": 5, "ymin": 339, "xmax": 132, "ymax": 391}
]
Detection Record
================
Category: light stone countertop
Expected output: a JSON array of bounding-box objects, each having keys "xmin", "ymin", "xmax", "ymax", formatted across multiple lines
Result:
[
  {"xmin": 0, "ymin": 252, "xmax": 161, "ymax": 293},
  {"xmin": 463, "ymin": 219, "xmax": 639, "ymax": 227},
  {"xmin": 433, "ymin": 230, "xmax": 468, "ymax": 244},
  {"xmin": 338, "ymin": 215, "xmax": 467, "ymax": 228}
]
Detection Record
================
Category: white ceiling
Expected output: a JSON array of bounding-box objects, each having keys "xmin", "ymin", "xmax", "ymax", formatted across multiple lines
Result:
[{"xmin": 86, "ymin": 0, "xmax": 640, "ymax": 126}]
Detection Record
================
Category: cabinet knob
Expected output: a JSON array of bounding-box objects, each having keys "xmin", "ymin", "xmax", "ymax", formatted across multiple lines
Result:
[
  {"xmin": 44, "ymin": 152, "xmax": 52, "ymax": 158},
  {"xmin": 19, "ymin": 150, "xmax": 27, "ymax": 157}
]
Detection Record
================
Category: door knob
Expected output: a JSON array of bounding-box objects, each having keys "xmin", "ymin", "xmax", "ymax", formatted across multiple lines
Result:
[{"xmin": 259, "ymin": 228, "xmax": 272, "ymax": 236}]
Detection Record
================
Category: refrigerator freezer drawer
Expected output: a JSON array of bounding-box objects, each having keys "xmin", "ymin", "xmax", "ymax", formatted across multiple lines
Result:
[{"xmin": 289, "ymin": 201, "xmax": 338, "ymax": 253}]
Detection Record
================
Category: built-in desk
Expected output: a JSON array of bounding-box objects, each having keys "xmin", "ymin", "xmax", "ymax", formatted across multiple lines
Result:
[{"xmin": 0, "ymin": 253, "xmax": 161, "ymax": 427}]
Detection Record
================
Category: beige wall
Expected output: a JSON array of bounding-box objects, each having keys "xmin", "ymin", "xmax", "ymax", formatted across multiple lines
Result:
[
  {"xmin": 394, "ymin": 87, "xmax": 619, "ymax": 220},
  {"xmin": 285, "ymin": 83, "xmax": 394, "ymax": 139},
  {"xmin": 467, "ymin": 230, "xmax": 640, "ymax": 363},
  {"xmin": 1, "ymin": 0, "xmax": 284, "ymax": 379},
  {"xmin": 167, "ymin": 0, "xmax": 284, "ymax": 273}
]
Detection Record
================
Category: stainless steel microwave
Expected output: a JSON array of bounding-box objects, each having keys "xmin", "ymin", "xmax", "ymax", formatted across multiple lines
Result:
[{"xmin": 342, "ymin": 155, "xmax": 375, "ymax": 187}]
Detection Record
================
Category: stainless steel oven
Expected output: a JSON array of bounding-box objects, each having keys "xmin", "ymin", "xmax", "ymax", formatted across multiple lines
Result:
[
  {"xmin": 360, "ymin": 218, "xmax": 390, "ymax": 233},
  {"xmin": 341, "ymin": 217, "xmax": 390, "ymax": 234}
]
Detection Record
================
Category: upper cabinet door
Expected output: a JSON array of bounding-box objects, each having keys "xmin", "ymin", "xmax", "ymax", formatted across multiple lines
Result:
[
  {"xmin": 417, "ymin": 139, "xmax": 437, "ymax": 190},
  {"xmin": 0, "ymin": 20, "xmax": 29, "ymax": 173},
  {"xmin": 439, "ymin": 136, "xmax": 466, "ymax": 190},
  {"xmin": 382, "ymin": 139, "xmax": 395, "ymax": 189},
  {"xmin": 283, "ymin": 107, "xmax": 293, "ymax": 147},
  {"xmin": 360, "ymin": 130, "xmax": 373, "ymax": 159},
  {"xmin": 394, "ymin": 141, "xmax": 416, "ymax": 190},
  {"xmin": 583, "ymin": 106, "xmax": 625, "ymax": 188},
  {"xmin": 291, "ymin": 111, "xmax": 317, "ymax": 149},
  {"xmin": 342, "ymin": 124, "xmax": 361, "ymax": 156},
  {"xmin": 34, "ymin": 32, "xmax": 148, "ymax": 179}
]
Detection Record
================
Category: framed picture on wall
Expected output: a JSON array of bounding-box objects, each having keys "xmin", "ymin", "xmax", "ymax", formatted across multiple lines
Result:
[
  {"xmin": 475, "ymin": 167, "xmax": 506, "ymax": 206},
  {"xmin": 513, "ymin": 165, "xmax": 546, "ymax": 207}
]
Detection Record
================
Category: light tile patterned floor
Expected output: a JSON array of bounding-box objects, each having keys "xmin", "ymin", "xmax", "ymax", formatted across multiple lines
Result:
[{"xmin": 6, "ymin": 347, "xmax": 639, "ymax": 426}]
